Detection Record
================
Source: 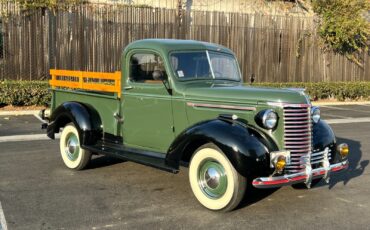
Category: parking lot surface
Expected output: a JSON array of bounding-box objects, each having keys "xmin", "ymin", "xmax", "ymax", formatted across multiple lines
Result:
[{"xmin": 0, "ymin": 105, "xmax": 369, "ymax": 230}]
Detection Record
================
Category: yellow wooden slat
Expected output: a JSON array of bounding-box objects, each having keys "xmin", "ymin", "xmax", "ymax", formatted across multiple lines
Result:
[
  {"xmin": 49, "ymin": 80, "xmax": 81, "ymax": 88},
  {"xmin": 49, "ymin": 69, "xmax": 122, "ymax": 98},
  {"xmin": 51, "ymin": 74, "xmax": 56, "ymax": 89},
  {"xmin": 115, "ymin": 71, "xmax": 122, "ymax": 98},
  {"xmin": 50, "ymin": 69, "xmax": 83, "ymax": 77},
  {"xmin": 50, "ymin": 69, "xmax": 119, "ymax": 80},
  {"xmin": 81, "ymin": 71, "xmax": 119, "ymax": 80},
  {"xmin": 82, "ymin": 83, "xmax": 117, "ymax": 92}
]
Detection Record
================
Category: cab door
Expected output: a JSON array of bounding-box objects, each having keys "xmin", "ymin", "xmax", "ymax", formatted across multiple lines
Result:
[{"xmin": 121, "ymin": 51, "xmax": 174, "ymax": 153}]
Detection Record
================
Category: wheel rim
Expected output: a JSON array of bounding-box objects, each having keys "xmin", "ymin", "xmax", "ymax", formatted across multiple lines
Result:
[
  {"xmin": 64, "ymin": 132, "xmax": 79, "ymax": 161},
  {"xmin": 198, "ymin": 159, "xmax": 227, "ymax": 199}
]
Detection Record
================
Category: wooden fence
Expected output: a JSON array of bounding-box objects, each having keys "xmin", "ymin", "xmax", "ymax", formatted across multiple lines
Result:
[{"xmin": 0, "ymin": 3, "xmax": 369, "ymax": 82}]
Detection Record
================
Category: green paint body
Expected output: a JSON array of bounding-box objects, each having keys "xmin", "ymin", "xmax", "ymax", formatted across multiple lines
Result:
[{"xmin": 51, "ymin": 39, "xmax": 310, "ymax": 153}]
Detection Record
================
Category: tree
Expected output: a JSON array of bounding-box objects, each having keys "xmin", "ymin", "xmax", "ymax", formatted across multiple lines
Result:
[{"xmin": 313, "ymin": 0, "xmax": 370, "ymax": 66}]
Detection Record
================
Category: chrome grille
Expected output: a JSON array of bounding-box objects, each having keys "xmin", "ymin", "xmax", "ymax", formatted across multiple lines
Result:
[
  {"xmin": 311, "ymin": 148, "xmax": 332, "ymax": 165},
  {"xmin": 283, "ymin": 104, "xmax": 312, "ymax": 173},
  {"xmin": 283, "ymin": 105, "xmax": 332, "ymax": 173}
]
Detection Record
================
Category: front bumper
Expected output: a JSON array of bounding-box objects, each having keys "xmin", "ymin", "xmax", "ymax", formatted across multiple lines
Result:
[{"xmin": 252, "ymin": 160, "xmax": 348, "ymax": 188}]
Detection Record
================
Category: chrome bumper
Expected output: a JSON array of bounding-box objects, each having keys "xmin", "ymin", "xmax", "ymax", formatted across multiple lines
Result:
[{"xmin": 252, "ymin": 160, "xmax": 348, "ymax": 189}]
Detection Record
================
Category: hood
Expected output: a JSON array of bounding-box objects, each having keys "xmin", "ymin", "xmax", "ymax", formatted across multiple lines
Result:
[{"xmin": 183, "ymin": 82, "xmax": 309, "ymax": 105}]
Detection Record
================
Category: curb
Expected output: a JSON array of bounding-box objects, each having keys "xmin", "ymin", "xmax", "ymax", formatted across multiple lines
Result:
[{"xmin": 0, "ymin": 110, "xmax": 39, "ymax": 116}]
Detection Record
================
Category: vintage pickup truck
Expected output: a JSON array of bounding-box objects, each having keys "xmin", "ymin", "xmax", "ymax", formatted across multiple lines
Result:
[{"xmin": 43, "ymin": 39, "xmax": 349, "ymax": 211}]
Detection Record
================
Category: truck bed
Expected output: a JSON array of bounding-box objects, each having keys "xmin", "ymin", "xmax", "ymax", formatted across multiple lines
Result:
[{"xmin": 49, "ymin": 70, "xmax": 122, "ymax": 136}]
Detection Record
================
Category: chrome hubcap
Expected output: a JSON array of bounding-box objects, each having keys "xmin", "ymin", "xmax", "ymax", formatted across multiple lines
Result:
[
  {"xmin": 198, "ymin": 159, "xmax": 227, "ymax": 199},
  {"xmin": 205, "ymin": 167, "xmax": 221, "ymax": 189},
  {"xmin": 65, "ymin": 133, "xmax": 79, "ymax": 161}
]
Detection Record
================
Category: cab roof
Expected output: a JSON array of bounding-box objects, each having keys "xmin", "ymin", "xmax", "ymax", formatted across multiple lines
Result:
[{"xmin": 124, "ymin": 39, "xmax": 234, "ymax": 55}]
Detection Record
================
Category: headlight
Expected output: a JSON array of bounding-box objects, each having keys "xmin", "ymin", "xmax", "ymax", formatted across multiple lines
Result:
[
  {"xmin": 261, "ymin": 109, "xmax": 278, "ymax": 129},
  {"xmin": 311, "ymin": 106, "xmax": 320, "ymax": 123}
]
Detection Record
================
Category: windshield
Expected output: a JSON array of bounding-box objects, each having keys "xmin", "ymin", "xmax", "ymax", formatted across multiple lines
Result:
[{"xmin": 170, "ymin": 51, "xmax": 241, "ymax": 81}]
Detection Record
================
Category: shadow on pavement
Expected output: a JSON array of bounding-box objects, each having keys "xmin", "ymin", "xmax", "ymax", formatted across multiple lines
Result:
[
  {"xmin": 85, "ymin": 136, "xmax": 366, "ymax": 209},
  {"xmin": 87, "ymin": 155, "xmax": 125, "ymax": 169},
  {"xmin": 311, "ymin": 136, "xmax": 367, "ymax": 189},
  {"xmin": 237, "ymin": 183, "xmax": 279, "ymax": 210},
  {"xmin": 326, "ymin": 136, "xmax": 368, "ymax": 189},
  {"xmin": 237, "ymin": 136, "xmax": 366, "ymax": 208}
]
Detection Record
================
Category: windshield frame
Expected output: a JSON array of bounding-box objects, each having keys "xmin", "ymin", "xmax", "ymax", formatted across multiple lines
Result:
[{"xmin": 169, "ymin": 50, "xmax": 242, "ymax": 82}]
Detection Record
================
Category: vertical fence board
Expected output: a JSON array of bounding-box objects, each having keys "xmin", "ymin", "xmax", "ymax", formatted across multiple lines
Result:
[{"xmin": 0, "ymin": 3, "xmax": 369, "ymax": 82}]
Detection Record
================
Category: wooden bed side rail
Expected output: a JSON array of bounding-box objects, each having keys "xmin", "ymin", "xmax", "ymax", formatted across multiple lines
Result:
[{"xmin": 49, "ymin": 69, "xmax": 122, "ymax": 98}]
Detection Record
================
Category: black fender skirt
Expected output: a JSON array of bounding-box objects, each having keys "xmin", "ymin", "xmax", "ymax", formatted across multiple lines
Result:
[
  {"xmin": 166, "ymin": 118, "xmax": 278, "ymax": 178},
  {"xmin": 47, "ymin": 102, "xmax": 102, "ymax": 145}
]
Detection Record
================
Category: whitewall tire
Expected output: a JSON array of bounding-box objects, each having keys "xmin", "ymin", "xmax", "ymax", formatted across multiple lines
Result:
[
  {"xmin": 60, "ymin": 124, "xmax": 91, "ymax": 170},
  {"xmin": 189, "ymin": 143, "xmax": 246, "ymax": 211}
]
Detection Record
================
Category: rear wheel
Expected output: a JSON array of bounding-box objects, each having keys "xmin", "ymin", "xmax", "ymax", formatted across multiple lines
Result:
[
  {"xmin": 60, "ymin": 123, "xmax": 91, "ymax": 170},
  {"xmin": 189, "ymin": 143, "xmax": 246, "ymax": 211}
]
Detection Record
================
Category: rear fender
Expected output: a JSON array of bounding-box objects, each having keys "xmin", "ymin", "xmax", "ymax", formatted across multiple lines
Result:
[{"xmin": 47, "ymin": 102, "xmax": 102, "ymax": 145}]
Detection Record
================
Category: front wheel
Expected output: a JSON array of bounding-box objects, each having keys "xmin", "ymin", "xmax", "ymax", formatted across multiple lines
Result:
[
  {"xmin": 189, "ymin": 143, "xmax": 246, "ymax": 211},
  {"xmin": 60, "ymin": 123, "xmax": 91, "ymax": 170}
]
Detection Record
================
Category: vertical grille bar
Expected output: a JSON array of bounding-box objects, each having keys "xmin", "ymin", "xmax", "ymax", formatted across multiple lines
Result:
[{"xmin": 283, "ymin": 104, "xmax": 312, "ymax": 173}]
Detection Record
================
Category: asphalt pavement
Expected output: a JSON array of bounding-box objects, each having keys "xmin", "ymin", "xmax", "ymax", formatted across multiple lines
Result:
[{"xmin": 0, "ymin": 105, "xmax": 369, "ymax": 230}]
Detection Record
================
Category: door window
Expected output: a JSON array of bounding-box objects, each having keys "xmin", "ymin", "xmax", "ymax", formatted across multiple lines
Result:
[{"xmin": 129, "ymin": 53, "xmax": 166, "ymax": 83}]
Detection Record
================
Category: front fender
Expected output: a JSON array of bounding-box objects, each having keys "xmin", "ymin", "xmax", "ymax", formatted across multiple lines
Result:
[
  {"xmin": 312, "ymin": 120, "xmax": 337, "ymax": 163},
  {"xmin": 166, "ymin": 118, "xmax": 277, "ymax": 177},
  {"xmin": 47, "ymin": 102, "xmax": 102, "ymax": 145}
]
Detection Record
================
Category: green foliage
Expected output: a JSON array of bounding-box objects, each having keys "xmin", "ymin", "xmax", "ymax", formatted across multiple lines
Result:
[
  {"xmin": 0, "ymin": 81, "xmax": 51, "ymax": 106},
  {"xmin": 312, "ymin": 0, "xmax": 370, "ymax": 65},
  {"xmin": 252, "ymin": 82, "xmax": 370, "ymax": 101},
  {"xmin": 0, "ymin": 81, "xmax": 369, "ymax": 107},
  {"xmin": 3, "ymin": 0, "xmax": 84, "ymax": 10}
]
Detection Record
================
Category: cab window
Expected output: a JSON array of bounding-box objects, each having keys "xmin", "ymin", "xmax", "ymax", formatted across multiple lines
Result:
[
  {"xmin": 170, "ymin": 51, "xmax": 241, "ymax": 81},
  {"xmin": 129, "ymin": 53, "xmax": 167, "ymax": 83}
]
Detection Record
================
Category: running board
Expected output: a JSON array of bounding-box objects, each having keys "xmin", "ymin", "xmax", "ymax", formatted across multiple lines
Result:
[{"xmin": 82, "ymin": 141, "xmax": 179, "ymax": 174}]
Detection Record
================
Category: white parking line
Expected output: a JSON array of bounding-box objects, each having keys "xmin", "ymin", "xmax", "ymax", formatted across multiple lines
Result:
[
  {"xmin": 323, "ymin": 114, "xmax": 351, "ymax": 119},
  {"xmin": 0, "ymin": 134, "xmax": 60, "ymax": 143},
  {"xmin": 0, "ymin": 201, "xmax": 8, "ymax": 230},
  {"xmin": 321, "ymin": 105, "xmax": 370, "ymax": 113},
  {"xmin": 33, "ymin": 114, "xmax": 48, "ymax": 124},
  {"xmin": 326, "ymin": 117, "xmax": 370, "ymax": 124},
  {"xmin": 0, "ymin": 115, "xmax": 369, "ymax": 144}
]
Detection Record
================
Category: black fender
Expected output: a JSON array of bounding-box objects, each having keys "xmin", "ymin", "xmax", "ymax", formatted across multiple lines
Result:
[
  {"xmin": 166, "ymin": 117, "xmax": 278, "ymax": 177},
  {"xmin": 47, "ymin": 102, "xmax": 102, "ymax": 145},
  {"xmin": 312, "ymin": 120, "xmax": 337, "ymax": 163}
]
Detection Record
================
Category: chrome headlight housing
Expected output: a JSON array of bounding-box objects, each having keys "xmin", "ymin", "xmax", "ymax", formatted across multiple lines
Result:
[
  {"xmin": 257, "ymin": 109, "xmax": 278, "ymax": 130},
  {"xmin": 311, "ymin": 106, "xmax": 320, "ymax": 123}
]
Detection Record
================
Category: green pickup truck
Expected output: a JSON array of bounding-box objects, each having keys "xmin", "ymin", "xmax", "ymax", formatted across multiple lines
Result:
[{"xmin": 43, "ymin": 39, "xmax": 349, "ymax": 211}]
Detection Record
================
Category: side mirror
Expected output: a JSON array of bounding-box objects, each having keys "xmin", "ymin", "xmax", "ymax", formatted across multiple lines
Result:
[
  {"xmin": 152, "ymin": 69, "xmax": 172, "ymax": 95},
  {"xmin": 250, "ymin": 73, "xmax": 255, "ymax": 84},
  {"xmin": 152, "ymin": 70, "xmax": 166, "ymax": 81}
]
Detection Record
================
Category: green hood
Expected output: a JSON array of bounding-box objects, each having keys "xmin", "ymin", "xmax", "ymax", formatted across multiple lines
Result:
[{"xmin": 183, "ymin": 82, "xmax": 309, "ymax": 105}]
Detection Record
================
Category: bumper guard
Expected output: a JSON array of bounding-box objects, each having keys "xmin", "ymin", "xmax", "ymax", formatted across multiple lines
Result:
[{"xmin": 252, "ymin": 160, "xmax": 348, "ymax": 189}]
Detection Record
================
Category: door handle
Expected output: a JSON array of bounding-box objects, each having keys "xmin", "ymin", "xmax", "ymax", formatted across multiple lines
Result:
[
  {"xmin": 114, "ymin": 113, "xmax": 124, "ymax": 123},
  {"xmin": 124, "ymin": 86, "xmax": 133, "ymax": 90}
]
